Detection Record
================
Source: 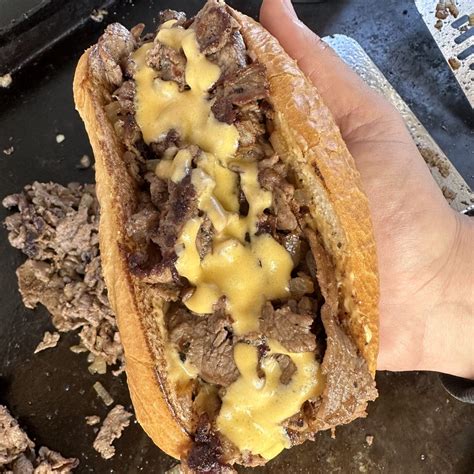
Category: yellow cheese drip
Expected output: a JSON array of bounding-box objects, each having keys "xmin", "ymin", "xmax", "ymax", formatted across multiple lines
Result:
[
  {"xmin": 175, "ymin": 219, "xmax": 293, "ymax": 334},
  {"xmin": 217, "ymin": 341, "xmax": 323, "ymax": 460},
  {"xmin": 133, "ymin": 23, "xmax": 239, "ymax": 160},
  {"xmin": 133, "ymin": 23, "xmax": 323, "ymax": 460}
]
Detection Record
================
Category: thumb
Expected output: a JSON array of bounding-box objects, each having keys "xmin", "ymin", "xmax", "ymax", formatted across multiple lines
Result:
[{"xmin": 259, "ymin": 0, "xmax": 390, "ymax": 128}]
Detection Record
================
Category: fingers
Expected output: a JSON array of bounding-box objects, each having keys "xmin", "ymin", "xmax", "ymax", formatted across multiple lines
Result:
[{"xmin": 259, "ymin": 0, "xmax": 391, "ymax": 129}]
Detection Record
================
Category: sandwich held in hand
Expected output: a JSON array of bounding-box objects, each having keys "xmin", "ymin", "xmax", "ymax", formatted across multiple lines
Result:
[{"xmin": 74, "ymin": 0, "xmax": 379, "ymax": 470}]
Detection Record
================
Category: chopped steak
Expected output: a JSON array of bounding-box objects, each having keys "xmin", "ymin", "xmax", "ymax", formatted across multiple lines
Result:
[
  {"xmin": 0, "ymin": 406, "xmax": 33, "ymax": 465},
  {"xmin": 305, "ymin": 229, "xmax": 377, "ymax": 429},
  {"xmin": 212, "ymin": 64, "xmax": 268, "ymax": 124},
  {"xmin": 208, "ymin": 31, "xmax": 247, "ymax": 76},
  {"xmin": 146, "ymin": 42, "xmax": 187, "ymax": 90},
  {"xmin": 196, "ymin": 218, "xmax": 214, "ymax": 259},
  {"xmin": 187, "ymin": 416, "xmax": 234, "ymax": 473},
  {"xmin": 194, "ymin": 2, "xmax": 235, "ymax": 55},
  {"xmin": 89, "ymin": 23, "xmax": 137, "ymax": 88},
  {"xmin": 34, "ymin": 331, "xmax": 60, "ymax": 354},
  {"xmin": 159, "ymin": 9, "xmax": 187, "ymax": 25},
  {"xmin": 93, "ymin": 405, "xmax": 132, "ymax": 460},
  {"xmin": 112, "ymin": 80, "xmax": 135, "ymax": 115},
  {"xmin": 3, "ymin": 183, "xmax": 122, "ymax": 368},
  {"xmin": 260, "ymin": 302, "xmax": 316, "ymax": 353},
  {"xmin": 0, "ymin": 406, "xmax": 78, "ymax": 472},
  {"xmin": 167, "ymin": 304, "xmax": 239, "ymax": 387},
  {"xmin": 153, "ymin": 175, "xmax": 198, "ymax": 258},
  {"xmin": 274, "ymin": 354, "xmax": 297, "ymax": 385}
]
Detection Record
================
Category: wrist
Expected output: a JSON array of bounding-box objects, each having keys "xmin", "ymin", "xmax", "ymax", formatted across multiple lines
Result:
[{"xmin": 420, "ymin": 213, "xmax": 474, "ymax": 379}]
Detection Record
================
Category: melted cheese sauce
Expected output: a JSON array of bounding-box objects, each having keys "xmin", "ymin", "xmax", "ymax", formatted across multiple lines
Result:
[
  {"xmin": 217, "ymin": 341, "xmax": 323, "ymax": 459},
  {"xmin": 133, "ymin": 22, "xmax": 323, "ymax": 461}
]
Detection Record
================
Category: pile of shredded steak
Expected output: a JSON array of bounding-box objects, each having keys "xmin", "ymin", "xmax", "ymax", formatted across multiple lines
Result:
[
  {"xmin": 2, "ymin": 182, "xmax": 123, "ymax": 371},
  {"xmin": 86, "ymin": 1, "xmax": 376, "ymax": 471},
  {"xmin": 0, "ymin": 405, "xmax": 78, "ymax": 472}
]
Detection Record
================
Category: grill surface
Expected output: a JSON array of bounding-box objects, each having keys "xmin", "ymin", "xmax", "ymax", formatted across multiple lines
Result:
[{"xmin": 0, "ymin": 1, "xmax": 473, "ymax": 473}]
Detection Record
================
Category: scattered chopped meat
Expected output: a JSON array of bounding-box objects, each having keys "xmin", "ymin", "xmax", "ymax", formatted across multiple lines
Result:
[
  {"xmin": 146, "ymin": 42, "xmax": 187, "ymax": 90},
  {"xmin": 89, "ymin": 23, "xmax": 137, "ymax": 88},
  {"xmin": 167, "ymin": 304, "xmax": 239, "ymax": 387},
  {"xmin": 153, "ymin": 175, "xmax": 198, "ymax": 258},
  {"xmin": 34, "ymin": 447, "xmax": 79, "ymax": 473},
  {"xmin": 34, "ymin": 331, "xmax": 60, "ymax": 354},
  {"xmin": 208, "ymin": 31, "xmax": 247, "ymax": 76},
  {"xmin": 196, "ymin": 218, "xmax": 214, "ymax": 259},
  {"xmin": 3, "ymin": 182, "xmax": 122, "ymax": 368},
  {"xmin": 212, "ymin": 63, "xmax": 268, "ymax": 124},
  {"xmin": 435, "ymin": 1, "xmax": 458, "ymax": 19},
  {"xmin": 159, "ymin": 9, "xmax": 187, "ymax": 25},
  {"xmin": 305, "ymin": 229, "xmax": 377, "ymax": 430},
  {"xmin": 144, "ymin": 172, "xmax": 169, "ymax": 208},
  {"xmin": 126, "ymin": 205, "xmax": 160, "ymax": 245},
  {"xmin": 149, "ymin": 129, "xmax": 181, "ymax": 157},
  {"xmin": 112, "ymin": 80, "xmax": 135, "ymax": 115},
  {"xmin": 260, "ymin": 302, "xmax": 316, "ymax": 353},
  {"xmin": 85, "ymin": 416, "xmax": 101, "ymax": 426},
  {"xmin": 93, "ymin": 405, "xmax": 132, "ymax": 460},
  {"xmin": 289, "ymin": 273, "xmax": 314, "ymax": 300},
  {"xmin": 0, "ymin": 406, "xmax": 34, "ymax": 465},
  {"xmin": 274, "ymin": 354, "xmax": 297, "ymax": 385},
  {"xmin": 194, "ymin": 2, "xmax": 235, "ymax": 55},
  {"xmin": 187, "ymin": 416, "xmax": 234, "ymax": 473},
  {"xmin": 0, "ymin": 406, "xmax": 78, "ymax": 472}
]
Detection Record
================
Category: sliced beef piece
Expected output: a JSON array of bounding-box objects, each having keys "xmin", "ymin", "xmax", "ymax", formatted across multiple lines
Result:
[
  {"xmin": 153, "ymin": 175, "xmax": 197, "ymax": 258},
  {"xmin": 194, "ymin": 2, "xmax": 235, "ymax": 55},
  {"xmin": 208, "ymin": 31, "xmax": 247, "ymax": 76},
  {"xmin": 274, "ymin": 354, "xmax": 297, "ymax": 385},
  {"xmin": 159, "ymin": 9, "xmax": 187, "ymax": 25},
  {"xmin": 196, "ymin": 217, "xmax": 214, "ymax": 259},
  {"xmin": 235, "ymin": 107, "xmax": 266, "ymax": 147},
  {"xmin": 305, "ymin": 229, "xmax": 377, "ymax": 430},
  {"xmin": 260, "ymin": 302, "xmax": 316, "ymax": 353},
  {"xmin": 112, "ymin": 80, "xmax": 135, "ymax": 115},
  {"xmin": 273, "ymin": 187, "xmax": 298, "ymax": 231},
  {"xmin": 187, "ymin": 416, "xmax": 234, "ymax": 473},
  {"xmin": 89, "ymin": 23, "xmax": 137, "ymax": 89},
  {"xmin": 167, "ymin": 303, "xmax": 239, "ymax": 387},
  {"xmin": 144, "ymin": 172, "xmax": 168, "ymax": 208},
  {"xmin": 212, "ymin": 64, "xmax": 268, "ymax": 124},
  {"xmin": 125, "ymin": 206, "xmax": 160, "ymax": 245},
  {"xmin": 289, "ymin": 273, "xmax": 314, "ymax": 300},
  {"xmin": 146, "ymin": 42, "xmax": 187, "ymax": 90},
  {"xmin": 282, "ymin": 232, "xmax": 303, "ymax": 266},
  {"xmin": 149, "ymin": 129, "xmax": 181, "ymax": 157}
]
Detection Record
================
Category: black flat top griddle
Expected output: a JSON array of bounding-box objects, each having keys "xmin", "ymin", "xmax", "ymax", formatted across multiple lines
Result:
[{"xmin": 0, "ymin": 1, "xmax": 473, "ymax": 473}]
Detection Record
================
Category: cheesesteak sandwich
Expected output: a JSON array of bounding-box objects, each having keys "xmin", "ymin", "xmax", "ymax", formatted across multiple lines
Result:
[{"xmin": 74, "ymin": 1, "xmax": 379, "ymax": 470}]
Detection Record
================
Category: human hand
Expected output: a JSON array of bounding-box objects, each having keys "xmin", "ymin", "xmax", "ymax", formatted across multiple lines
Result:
[{"xmin": 260, "ymin": 0, "xmax": 474, "ymax": 378}]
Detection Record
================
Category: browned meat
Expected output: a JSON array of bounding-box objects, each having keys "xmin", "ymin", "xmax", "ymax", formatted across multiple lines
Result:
[
  {"xmin": 159, "ymin": 9, "xmax": 187, "ymax": 24},
  {"xmin": 212, "ymin": 64, "xmax": 268, "ymax": 124},
  {"xmin": 273, "ymin": 187, "xmax": 298, "ymax": 231},
  {"xmin": 196, "ymin": 218, "xmax": 214, "ymax": 259},
  {"xmin": 289, "ymin": 273, "xmax": 315, "ymax": 299},
  {"xmin": 0, "ymin": 405, "xmax": 78, "ymax": 472},
  {"xmin": 144, "ymin": 172, "xmax": 168, "ymax": 208},
  {"xmin": 260, "ymin": 302, "xmax": 316, "ymax": 353},
  {"xmin": 167, "ymin": 304, "xmax": 239, "ymax": 387},
  {"xmin": 125, "ymin": 205, "xmax": 160, "ymax": 245},
  {"xmin": 93, "ymin": 405, "xmax": 132, "ymax": 460},
  {"xmin": 149, "ymin": 129, "xmax": 181, "ymax": 157},
  {"xmin": 112, "ymin": 80, "xmax": 135, "ymax": 114},
  {"xmin": 274, "ymin": 354, "xmax": 297, "ymax": 385},
  {"xmin": 153, "ymin": 175, "xmax": 198, "ymax": 258},
  {"xmin": 305, "ymin": 229, "xmax": 377, "ymax": 430},
  {"xmin": 2, "ymin": 183, "xmax": 122, "ymax": 367},
  {"xmin": 146, "ymin": 42, "xmax": 187, "ymax": 90},
  {"xmin": 89, "ymin": 23, "xmax": 137, "ymax": 89},
  {"xmin": 194, "ymin": 2, "xmax": 235, "ymax": 55},
  {"xmin": 208, "ymin": 31, "xmax": 247, "ymax": 76},
  {"xmin": 187, "ymin": 415, "xmax": 234, "ymax": 473}
]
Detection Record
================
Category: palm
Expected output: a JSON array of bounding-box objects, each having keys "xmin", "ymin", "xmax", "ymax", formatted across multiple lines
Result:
[{"xmin": 260, "ymin": 0, "xmax": 459, "ymax": 372}]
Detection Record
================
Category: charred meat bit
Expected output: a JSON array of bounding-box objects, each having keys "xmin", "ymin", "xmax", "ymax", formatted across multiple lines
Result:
[
  {"xmin": 260, "ymin": 302, "xmax": 316, "ymax": 353},
  {"xmin": 146, "ymin": 42, "xmax": 187, "ymax": 90}
]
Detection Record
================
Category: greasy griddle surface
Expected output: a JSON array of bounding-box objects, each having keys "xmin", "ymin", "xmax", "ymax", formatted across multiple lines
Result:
[{"xmin": 0, "ymin": 1, "xmax": 473, "ymax": 472}]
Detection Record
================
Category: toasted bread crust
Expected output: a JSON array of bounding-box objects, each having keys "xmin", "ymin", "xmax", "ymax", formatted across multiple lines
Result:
[
  {"xmin": 73, "ymin": 7, "xmax": 379, "ymax": 461},
  {"xmin": 74, "ymin": 50, "xmax": 191, "ymax": 459}
]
